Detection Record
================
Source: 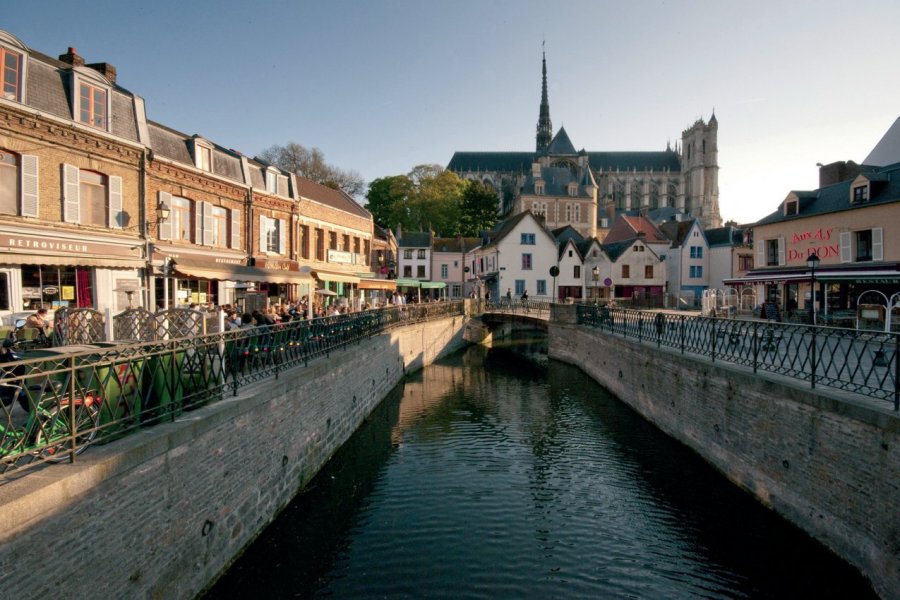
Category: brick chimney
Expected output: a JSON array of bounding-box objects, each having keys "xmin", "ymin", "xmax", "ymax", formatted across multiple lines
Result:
[
  {"xmin": 87, "ymin": 62, "xmax": 117, "ymax": 84},
  {"xmin": 818, "ymin": 160, "xmax": 861, "ymax": 188},
  {"xmin": 58, "ymin": 47, "xmax": 85, "ymax": 67}
]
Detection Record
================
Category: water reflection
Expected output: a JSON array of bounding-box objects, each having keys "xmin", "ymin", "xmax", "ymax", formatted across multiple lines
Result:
[{"xmin": 206, "ymin": 336, "xmax": 875, "ymax": 599}]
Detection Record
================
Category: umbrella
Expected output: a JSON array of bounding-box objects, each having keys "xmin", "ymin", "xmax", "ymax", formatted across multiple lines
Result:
[{"xmin": 316, "ymin": 289, "xmax": 337, "ymax": 296}]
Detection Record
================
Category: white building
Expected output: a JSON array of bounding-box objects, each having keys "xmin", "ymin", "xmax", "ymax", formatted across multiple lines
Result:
[
  {"xmin": 432, "ymin": 237, "xmax": 481, "ymax": 299},
  {"xmin": 659, "ymin": 219, "xmax": 710, "ymax": 307}
]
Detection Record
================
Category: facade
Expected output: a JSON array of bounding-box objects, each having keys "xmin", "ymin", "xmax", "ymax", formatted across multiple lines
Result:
[
  {"xmin": 659, "ymin": 219, "xmax": 710, "ymax": 305},
  {"xmin": 396, "ymin": 230, "xmax": 433, "ymax": 281},
  {"xmin": 432, "ymin": 237, "xmax": 480, "ymax": 299},
  {"xmin": 556, "ymin": 238, "xmax": 586, "ymax": 300},
  {"xmin": 705, "ymin": 226, "xmax": 753, "ymax": 295},
  {"xmin": 602, "ymin": 236, "xmax": 666, "ymax": 303},
  {"xmin": 0, "ymin": 29, "xmax": 377, "ymax": 319},
  {"xmin": 448, "ymin": 50, "xmax": 722, "ymax": 230}
]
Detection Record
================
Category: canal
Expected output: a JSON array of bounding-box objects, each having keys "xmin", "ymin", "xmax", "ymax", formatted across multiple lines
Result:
[{"xmin": 204, "ymin": 334, "xmax": 876, "ymax": 599}]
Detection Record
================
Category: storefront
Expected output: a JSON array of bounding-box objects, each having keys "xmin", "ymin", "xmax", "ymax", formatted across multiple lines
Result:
[
  {"xmin": 356, "ymin": 276, "xmax": 396, "ymax": 309},
  {"xmin": 0, "ymin": 225, "xmax": 144, "ymax": 321},
  {"xmin": 311, "ymin": 268, "xmax": 361, "ymax": 306}
]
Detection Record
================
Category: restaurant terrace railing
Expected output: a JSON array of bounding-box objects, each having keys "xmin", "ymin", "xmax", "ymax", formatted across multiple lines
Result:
[
  {"xmin": 0, "ymin": 302, "xmax": 465, "ymax": 477},
  {"xmin": 576, "ymin": 305, "xmax": 899, "ymax": 411}
]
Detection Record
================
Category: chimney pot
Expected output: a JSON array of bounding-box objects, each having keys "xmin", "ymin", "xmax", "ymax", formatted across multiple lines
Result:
[{"xmin": 58, "ymin": 47, "xmax": 85, "ymax": 67}]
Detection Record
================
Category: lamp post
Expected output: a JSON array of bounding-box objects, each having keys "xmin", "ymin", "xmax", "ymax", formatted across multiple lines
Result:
[
  {"xmin": 591, "ymin": 266, "xmax": 599, "ymax": 305},
  {"xmin": 807, "ymin": 252, "xmax": 820, "ymax": 325}
]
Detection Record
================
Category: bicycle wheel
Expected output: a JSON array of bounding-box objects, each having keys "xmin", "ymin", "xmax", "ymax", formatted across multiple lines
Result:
[{"xmin": 33, "ymin": 398, "xmax": 100, "ymax": 463}]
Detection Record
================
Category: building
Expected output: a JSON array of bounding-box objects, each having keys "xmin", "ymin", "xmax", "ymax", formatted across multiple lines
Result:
[
  {"xmin": 447, "ymin": 50, "xmax": 722, "ymax": 231},
  {"xmin": 432, "ymin": 236, "xmax": 480, "ymax": 299},
  {"xmin": 659, "ymin": 219, "xmax": 710, "ymax": 307},
  {"xmin": 728, "ymin": 120, "xmax": 900, "ymax": 325}
]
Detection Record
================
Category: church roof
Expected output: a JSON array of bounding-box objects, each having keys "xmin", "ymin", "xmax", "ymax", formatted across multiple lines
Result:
[
  {"xmin": 546, "ymin": 126, "xmax": 577, "ymax": 155},
  {"xmin": 447, "ymin": 151, "xmax": 535, "ymax": 173},
  {"xmin": 587, "ymin": 151, "xmax": 681, "ymax": 172},
  {"xmin": 524, "ymin": 166, "xmax": 588, "ymax": 196},
  {"xmin": 447, "ymin": 149, "xmax": 682, "ymax": 174}
]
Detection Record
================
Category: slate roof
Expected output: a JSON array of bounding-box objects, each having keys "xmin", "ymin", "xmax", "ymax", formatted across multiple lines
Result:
[
  {"xmin": 432, "ymin": 237, "xmax": 481, "ymax": 253},
  {"xmin": 481, "ymin": 211, "xmax": 555, "ymax": 250},
  {"xmin": 296, "ymin": 176, "xmax": 371, "ymax": 219},
  {"xmin": 755, "ymin": 162, "xmax": 900, "ymax": 226},
  {"xmin": 659, "ymin": 220, "xmax": 696, "ymax": 246},
  {"xmin": 447, "ymin": 151, "xmax": 536, "ymax": 173},
  {"xmin": 551, "ymin": 225, "xmax": 584, "ymax": 245},
  {"xmin": 558, "ymin": 238, "xmax": 584, "ymax": 261},
  {"xmin": 705, "ymin": 226, "xmax": 745, "ymax": 247},
  {"xmin": 602, "ymin": 239, "xmax": 637, "ymax": 262},
  {"xmin": 545, "ymin": 126, "xmax": 577, "ymax": 155},
  {"xmin": 447, "ymin": 149, "xmax": 682, "ymax": 174},
  {"xmin": 524, "ymin": 166, "xmax": 587, "ymax": 196},
  {"xmin": 398, "ymin": 231, "xmax": 433, "ymax": 248},
  {"xmin": 147, "ymin": 122, "xmax": 244, "ymax": 183}
]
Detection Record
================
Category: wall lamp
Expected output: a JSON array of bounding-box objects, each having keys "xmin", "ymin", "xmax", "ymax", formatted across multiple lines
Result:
[{"xmin": 157, "ymin": 200, "xmax": 171, "ymax": 222}]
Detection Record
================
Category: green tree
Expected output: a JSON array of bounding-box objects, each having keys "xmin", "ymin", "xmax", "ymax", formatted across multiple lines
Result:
[
  {"xmin": 365, "ymin": 175, "xmax": 414, "ymax": 231},
  {"xmin": 460, "ymin": 180, "xmax": 500, "ymax": 236},
  {"xmin": 258, "ymin": 142, "xmax": 365, "ymax": 197},
  {"xmin": 408, "ymin": 165, "xmax": 465, "ymax": 236}
]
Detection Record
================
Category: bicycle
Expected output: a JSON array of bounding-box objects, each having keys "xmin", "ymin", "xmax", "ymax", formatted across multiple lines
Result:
[{"xmin": 1, "ymin": 376, "xmax": 101, "ymax": 470}]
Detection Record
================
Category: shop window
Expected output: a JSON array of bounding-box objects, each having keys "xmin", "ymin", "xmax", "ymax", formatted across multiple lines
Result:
[
  {"xmin": 22, "ymin": 265, "xmax": 87, "ymax": 309},
  {"xmin": 0, "ymin": 272, "xmax": 9, "ymax": 310},
  {"xmin": 78, "ymin": 82, "xmax": 107, "ymax": 130},
  {"xmin": 1, "ymin": 46, "xmax": 22, "ymax": 102}
]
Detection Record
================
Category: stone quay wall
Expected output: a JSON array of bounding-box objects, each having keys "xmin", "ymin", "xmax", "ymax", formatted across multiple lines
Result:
[
  {"xmin": 0, "ymin": 315, "xmax": 468, "ymax": 600},
  {"xmin": 548, "ymin": 315, "xmax": 899, "ymax": 599}
]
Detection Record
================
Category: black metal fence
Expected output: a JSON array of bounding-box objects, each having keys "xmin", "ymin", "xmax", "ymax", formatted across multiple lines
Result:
[
  {"xmin": 1, "ymin": 302, "xmax": 465, "ymax": 476},
  {"xmin": 577, "ymin": 305, "xmax": 899, "ymax": 411}
]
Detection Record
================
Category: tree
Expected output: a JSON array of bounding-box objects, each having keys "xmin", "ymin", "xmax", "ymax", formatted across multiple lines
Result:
[
  {"xmin": 365, "ymin": 165, "xmax": 467, "ymax": 235},
  {"xmin": 460, "ymin": 180, "xmax": 500, "ymax": 236},
  {"xmin": 365, "ymin": 175, "xmax": 414, "ymax": 231},
  {"xmin": 257, "ymin": 142, "xmax": 365, "ymax": 197}
]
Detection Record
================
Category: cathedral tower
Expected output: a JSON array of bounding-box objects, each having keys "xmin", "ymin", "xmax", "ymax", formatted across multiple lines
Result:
[
  {"xmin": 535, "ymin": 48, "xmax": 552, "ymax": 154},
  {"xmin": 681, "ymin": 113, "xmax": 722, "ymax": 228}
]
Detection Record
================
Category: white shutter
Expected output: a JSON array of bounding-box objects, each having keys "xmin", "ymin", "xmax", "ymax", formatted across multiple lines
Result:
[
  {"xmin": 62, "ymin": 163, "xmax": 80, "ymax": 223},
  {"xmin": 108, "ymin": 175, "xmax": 123, "ymax": 228},
  {"xmin": 203, "ymin": 202, "xmax": 214, "ymax": 245},
  {"xmin": 278, "ymin": 219, "xmax": 286, "ymax": 255},
  {"xmin": 20, "ymin": 155, "xmax": 39, "ymax": 217},
  {"xmin": 839, "ymin": 231, "xmax": 851, "ymax": 263},
  {"xmin": 158, "ymin": 192, "xmax": 172, "ymax": 240},
  {"xmin": 259, "ymin": 216, "xmax": 268, "ymax": 253},
  {"xmin": 194, "ymin": 200, "xmax": 204, "ymax": 245},
  {"xmin": 230, "ymin": 208, "xmax": 241, "ymax": 249},
  {"xmin": 777, "ymin": 236, "xmax": 785, "ymax": 266},
  {"xmin": 872, "ymin": 227, "xmax": 883, "ymax": 261}
]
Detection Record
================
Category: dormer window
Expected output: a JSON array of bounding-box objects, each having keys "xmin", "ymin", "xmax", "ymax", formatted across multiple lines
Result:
[
  {"xmin": 78, "ymin": 82, "xmax": 107, "ymax": 129},
  {"xmin": 1, "ymin": 47, "xmax": 23, "ymax": 102},
  {"xmin": 568, "ymin": 184, "xmax": 578, "ymax": 196},
  {"xmin": 785, "ymin": 200, "xmax": 798, "ymax": 216},
  {"xmin": 535, "ymin": 182, "xmax": 545, "ymax": 195},
  {"xmin": 852, "ymin": 185, "xmax": 868, "ymax": 203},
  {"xmin": 266, "ymin": 168, "xmax": 278, "ymax": 194},
  {"xmin": 194, "ymin": 142, "xmax": 212, "ymax": 172}
]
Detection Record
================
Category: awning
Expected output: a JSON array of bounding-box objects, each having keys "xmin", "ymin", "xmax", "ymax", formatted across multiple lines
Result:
[
  {"xmin": 723, "ymin": 273, "xmax": 811, "ymax": 286},
  {"xmin": 357, "ymin": 279, "xmax": 397, "ymax": 291},
  {"xmin": 312, "ymin": 269, "xmax": 360, "ymax": 284},
  {"xmin": 394, "ymin": 278, "xmax": 421, "ymax": 288},
  {"xmin": 0, "ymin": 254, "xmax": 144, "ymax": 269},
  {"xmin": 817, "ymin": 271, "xmax": 900, "ymax": 283},
  {"xmin": 420, "ymin": 281, "xmax": 447, "ymax": 289},
  {"xmin": 173, "ymin": 259, "xmax": 313, "ymax": 284}
]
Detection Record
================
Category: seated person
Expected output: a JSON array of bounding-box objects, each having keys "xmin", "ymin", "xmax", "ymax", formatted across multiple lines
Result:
[{"xmin": 0, "ymin": 339, "xmax": 27, "ymax": 411}]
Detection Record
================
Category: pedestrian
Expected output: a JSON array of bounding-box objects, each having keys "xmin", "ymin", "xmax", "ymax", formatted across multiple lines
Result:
[{"xmin": 506, "ymin": 288, "xmax": 512, "ymax": 308}]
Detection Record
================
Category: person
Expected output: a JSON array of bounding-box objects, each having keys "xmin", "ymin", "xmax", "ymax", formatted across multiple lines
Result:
[
  {"xmin": 520, "ymin": 289, "xmax": 528, "ymax": 312},
  {"xmin": 24, "ymin": 307, "xmax": 50, "ymax": 345},
  {"xmin": 506, "ymin": 288, "xmax": 512, "ymax": 308}
]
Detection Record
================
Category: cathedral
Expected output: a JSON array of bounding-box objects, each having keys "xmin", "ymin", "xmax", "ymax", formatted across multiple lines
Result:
[{"xmin": 447, "ymin": 51, "xmax": 722, "ymax": 236}]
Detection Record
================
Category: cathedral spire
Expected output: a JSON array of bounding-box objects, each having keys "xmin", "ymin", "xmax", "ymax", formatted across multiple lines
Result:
[{"xmin": 536, "ymin": 44, "xmax": 552, "ymax": 154}]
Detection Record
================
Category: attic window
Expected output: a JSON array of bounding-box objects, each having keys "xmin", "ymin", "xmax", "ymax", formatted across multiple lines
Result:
[
  {"xmin": 852, "ymin": 185, "xmax": 868, "ymax": 203},
  {"xmin": 785, "ymin": 200, "xmax": 798, "ymax": 216},
  {"xmin": 568, "ymin": 184, "xmax": 577, "ymax": 196},
  {"xmin": 1, "ymin": 47, "xmax": 23, "ymax": 102},
  {"xmin": 535, "ymin": 182, "xmax": 545, "ymax": 195},
  {"xmin": 194, "ymin": 142, "xmax": 212, "ymax": 172},
  {"xmin": 78, "ymin": 82, "xmax": 108, "ymax": 130},
  {"xmin": 265, "ymin": 168, "xmax": 278, "ymax": 194}
]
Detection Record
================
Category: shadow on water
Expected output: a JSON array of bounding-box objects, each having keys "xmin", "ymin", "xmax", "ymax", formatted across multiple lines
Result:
[{"xmin": 204, "ymin": 334, "xmax": 877, "ymax": 599}]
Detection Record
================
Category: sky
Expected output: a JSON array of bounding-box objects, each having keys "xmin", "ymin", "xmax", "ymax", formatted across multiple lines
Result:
[{"xmin": 5, "ymin": 0, "xmax": 900, "ymax": 225}]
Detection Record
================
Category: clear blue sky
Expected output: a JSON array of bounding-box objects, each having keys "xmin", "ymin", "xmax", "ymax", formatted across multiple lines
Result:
[{"xmin": 6, "ymin": 0, "xmax": 900, "ymax": 225}]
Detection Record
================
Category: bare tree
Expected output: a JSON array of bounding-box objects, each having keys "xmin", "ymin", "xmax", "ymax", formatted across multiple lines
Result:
[{"xmin": 257, "ymin": 142, "xmax": 365, "ymax": 197}]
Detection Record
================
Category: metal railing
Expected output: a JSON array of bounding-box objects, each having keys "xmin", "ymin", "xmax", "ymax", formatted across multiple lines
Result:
[
  {"xmin": 576, "ymin": 306, "xmax": 899, "ymax": 411},
  {"xmin": 481, "ymin": 295, "xmax": 553, "ymax": 317},
  {"xmin": 1, "ymin": 302, "xmax": 465, "ymax": 476}
]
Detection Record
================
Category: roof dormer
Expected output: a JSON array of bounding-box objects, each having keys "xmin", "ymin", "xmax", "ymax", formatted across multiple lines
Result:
[
  {"xmin": 783, "ymin": 192, "xmax": 800, "ymax": 217},
  {"xmin": 192, "ymin": 136, "xmax": 214, "ymax": 172},
  {"xmin": 849, "ymin": 173, "xmax": 885, "ymax": 205},
  {"xmin": 0, "ymin": 31, "xmax": 28, "ymax": 103}
]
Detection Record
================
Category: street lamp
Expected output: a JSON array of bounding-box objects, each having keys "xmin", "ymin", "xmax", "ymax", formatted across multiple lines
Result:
[
  {"xmin": 807, "ymin": 252, "xmax": 820, "ymax": 325},
  {"xmin": 591, "ymin": 266, "xmax": 599, "ymax": 304}
]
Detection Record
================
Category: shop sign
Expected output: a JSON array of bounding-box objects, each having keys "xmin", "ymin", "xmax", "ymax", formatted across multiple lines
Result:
[
  {"xmin": 786, "ymin": 227, "xmax": 838, "ymax": 263},
  {"xmin": 1, "ymin": 235, "xmax": 139, "ymax": 257},
  {"xmin": 328, "ymin": 250, "xmax": 353, "ymax": 264},
  {"xmin": 256, "ymin": 259, "xmax": 296, "ymax": 271},
  {"xmin": 42, "ymin": 286, "xmax": 59, "ymax": 295}
]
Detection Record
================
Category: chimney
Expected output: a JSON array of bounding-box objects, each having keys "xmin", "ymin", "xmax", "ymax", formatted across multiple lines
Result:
[
  {"xmin": 818, "ymin": 160, "xmax": 861, "ymax": 188},
  {"xmin": 58, "ymin": 47, "xmax": 85, "ymax": 67},
  {"xmin": 87, "ymin": 62, "xmax": 117, "ymax": 84}
]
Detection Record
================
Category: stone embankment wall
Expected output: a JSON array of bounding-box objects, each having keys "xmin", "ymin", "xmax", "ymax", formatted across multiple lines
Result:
[
  {"xmin": 548, "ymin": 313, "xmax": 899, "ymax": 600},
  {"xmin": 0, "ymin": 316, "xmax": 468, "ymax": 600}
]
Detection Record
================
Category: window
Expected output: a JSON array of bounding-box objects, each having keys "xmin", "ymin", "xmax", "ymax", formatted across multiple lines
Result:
[
  {"xmin": 78, "ymin": 82, "xmax": 107, "ymax": 129},
  {"xmin": 785, "ymin": 200, "xmax": 798, "ymax": 216},
  {"xmin": 574, "ymin": 265, "xmax": 581, "ymax": 278},
  {"xmin": 315, "ymin": 228, "xmax": 325, "ymax": 261},
  {"xmin": 645, "ymin": 265, "xmax": 654, "ymax": 279},
  {"xmin": 196, "ymin": 145, "xmax": 212, "ymax": 172},
  {"xmin": 261, "ymin": 217, "xmax": 284, "ymax": 254},
  {"xmin": 689, "ymin": 265, "xmax": 703, "ymax": 278},
  {"xmin": 403, "ymin": 266, "xmax": 412, "ymax": 277},
  {"xmin": 79, "ymin": 170, "xmax": 108, "ymax": 227},
  {"xmin": 521, "ymin": 233, "xmax": 536, "ymax": 245},
  {"xmin": 515, "ymin": 280, "xmax": 525, "ymax": 295},
  {"xmin": 574, "ymin": 204, "xmax": 581, "ymax": 222},
  {"xmin": 535, "ymin": 182, "xmax": 544, "ymax": 195},
  {"xmin": 171, "ymin": 197, "xmax": 192, "ymax": 241},
  {"xmin": 852, "ymin": 186, "xmax": 868, "ymax": 203},
  {"xmin": 766, "ymin": 239, "xmax": 781, "ymax": 266},
  {"xmin": 328, "ymin": 231, "xmax": 337, "ymax": 250},
  {"xmin": 0, "ymin": 150, "xmax": 19, "ymax": 214},
  {"xmin": 522, "ymin": 253, "xmax": 533, "ymax": 270},
  {"xmin": 416, "ymin": 265, "xmax": 426, "ymax": 278},
  {"xmin": 299, "ymin": 225, "xmax": 310, "ymax": 259},
  {"xmin": 1, "ymin": 47, "xmax": 22, "ymax": 102},
  {"xmin": 537, "ymin": 280, "xmax": 547, "ymax": 295},
  {"xmin": 343, "ymin": 234, "xmax": 350, "ymax": 251},
  {"xmin": 265, "ymin": 170, "xmax": 278, "ymax": 194},
  {"xmin": 403, "ymin": 249, "xmax": 413, "ymax": 259},
  {"xmin": 0, "ymin": 272, "xmax": 8, "ymax": 311},
  {"xmin": 210, "ymin": 206, "xmax": 227, "ymax": 247},
  {"xmin": 354, "ymin": 237, "xmax": 361, "ymax": 254},
  {"xmin": 568, "ymin": 184, "xmax": 577, "ymax": 197},
  {"xmin": 565, "ymin": 204, "xmax": 572, "ymax": 222},
  {"xmin": 739, "ymin": 255, "xmax": 753, "ymax": 271},
  {"xmin": 690, "ymin": 246, "xmax": 703, "ymax": 258},
  {"xmin": 417, "ymin": 249, "xmax": 426, "ymax": 259},
  {"xmin": 855, "ymin": 230, "xmax": 873, "ymax": 262},
  {"xmin": 621, "ymin": 265, "xmax": 630, "ymax": 279},
  {"xmin": 441, "ymin": 264, "xmax": 448, "ymax": 278}
]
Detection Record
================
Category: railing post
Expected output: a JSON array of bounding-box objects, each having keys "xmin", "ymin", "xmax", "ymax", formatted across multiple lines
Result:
[
  {"xmin": 680, "ymin": 315, "xmax": 685, "ymax": 354},
  {"xmin": 895, "ymin": 332, "xmax": 899, "ymax": 411},
  {"xmin": 711, "ymin": 318, "xmax": 717, "ymax": 363},
  {"xmin": 810, "ymin": 325, "xmax": 817, "ymax": 389},
  {"xmin": 752, "ymin": 321, "xmax": 759, "ymax": 373},
  {"xmin": 68, "ymin": 354, "xmax": 77, "ymax": 464}
]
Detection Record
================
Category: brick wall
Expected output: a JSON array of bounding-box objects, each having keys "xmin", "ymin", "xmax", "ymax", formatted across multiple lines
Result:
[
  {"xmin": 0, "ymin": 316, "xmax": 467, "ymax": 599},
  {"xmin": 548, "ymin": 321, "xmax": 900, "ymax": 599}
]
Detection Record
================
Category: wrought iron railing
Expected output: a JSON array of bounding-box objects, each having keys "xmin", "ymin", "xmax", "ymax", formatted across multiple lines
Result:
[
  {"xmin": 576, "ymin": 306, "xmax": 899, "ymax": 411},
  {"xmin": 481, "ymin": 295, "xmax": 553, "ymax": 316},
  {"xmin": 1, "ymin": 302, "xmax": 465, "ymax": 476}
]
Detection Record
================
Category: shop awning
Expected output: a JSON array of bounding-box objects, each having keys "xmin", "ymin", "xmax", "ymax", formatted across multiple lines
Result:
[
  {"xmin": 173, "ymin": 259, "xmax": 313, "ymax": 284},
  {"xmin": 394, "ymin": 278, "xmax": 422, "ymax": 288},
  {"xmin": 312, "ymin": 269, "xmax": 360, "ymax": 284},
  {"xmin": 357, "ymin": 279, "xmax": 397, "ymax": 291},
  {"xmin": 723, "ymin": 273, "xmax": 811, "ymax": 286},
  {"xmin": 420, "ymin": 281, "xmax": 447, "ymax": 289},
  {"xmin": 817, "ymin": 270, "xmax": 900, "ymax": 283},
  {"xmin": 0, "ymin": 254, "xmax": 145, "ymax": 269}
]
